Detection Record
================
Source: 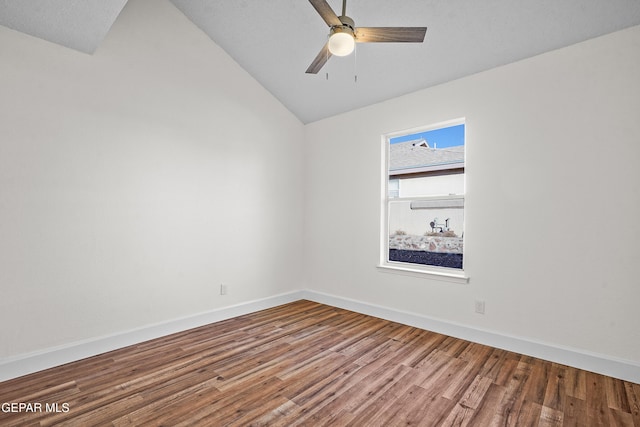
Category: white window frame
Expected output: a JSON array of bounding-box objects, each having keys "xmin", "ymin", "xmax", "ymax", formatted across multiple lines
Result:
[{"xmin": 378, "ymin": 118, "xmax": 469, "ymax": 283}]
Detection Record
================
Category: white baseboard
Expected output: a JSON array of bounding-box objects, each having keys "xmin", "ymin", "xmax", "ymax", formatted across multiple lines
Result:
[
  {"xmin": 0, "ymin": 291, "xmax": 302, "ymax": 382},
  {"xmin": 2, "ymin": 289, "xmax": 639, "ymax": 384},
  {"xmin": 299, "ymin": 289, "xmax": 640, "ymax": 384}
]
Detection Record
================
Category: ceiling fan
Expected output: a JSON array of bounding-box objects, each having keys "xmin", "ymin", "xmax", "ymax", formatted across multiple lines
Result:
[{"xmin": 306, "ymin": 0, "xmax": 427, "ymax": 74}]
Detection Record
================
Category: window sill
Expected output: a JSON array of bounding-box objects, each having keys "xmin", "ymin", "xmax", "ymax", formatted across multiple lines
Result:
[{"xmin": 376, "ymin": 264, "xmax": 469, "ymax": 284}]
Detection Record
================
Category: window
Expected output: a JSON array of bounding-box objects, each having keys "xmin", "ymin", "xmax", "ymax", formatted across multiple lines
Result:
[{"xmin": 380, "ymin": 119, "xmax": 466, "ymax": 280}]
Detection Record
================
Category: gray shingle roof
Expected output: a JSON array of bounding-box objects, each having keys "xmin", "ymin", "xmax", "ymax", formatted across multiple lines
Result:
[{"xmin": 389, "ymin": 139, "xmax": 464, "ymax": 173}]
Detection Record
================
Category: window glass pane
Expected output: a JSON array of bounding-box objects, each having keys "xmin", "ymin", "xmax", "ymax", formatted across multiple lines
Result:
[
  {"xmin": 388, "ymin": 179, "xmax": 399, "ymax": 199},
  {"xmin": 387, "ymin": 123, "xmax": 465, "ymax": 269},
  {"xmin": 388, "ymin": 199, "xmax": 464, "ymax": 269}
]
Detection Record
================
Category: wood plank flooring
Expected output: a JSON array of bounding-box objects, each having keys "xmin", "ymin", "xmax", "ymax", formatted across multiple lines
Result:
[{"xmin": 1, "ymin": 300, "xmax": 638, "ymax": 426}]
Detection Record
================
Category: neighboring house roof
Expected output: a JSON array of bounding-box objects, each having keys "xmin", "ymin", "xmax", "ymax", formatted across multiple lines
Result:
[{"xmin": 389, "ymin": 139, "xmax": 464, "ymax": 175}]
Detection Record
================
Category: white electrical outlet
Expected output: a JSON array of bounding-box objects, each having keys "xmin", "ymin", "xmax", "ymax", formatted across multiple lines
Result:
[
  {"xmin": 475, "ymin": 300, "xmax": 485, "ymax": 314},
  {"xmin": 220, "ymin": 284, "xmax": 227, "ymax": 295}
]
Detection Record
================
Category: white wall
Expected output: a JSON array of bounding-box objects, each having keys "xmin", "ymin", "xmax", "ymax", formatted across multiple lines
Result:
[
  {"xmin": 398, "ymin": 173, "xmax": 464, "ymax": 198},
  {"xmin": 304, "ymin": 26, "xmax": 640, "ymax": 364},
  {"xmin": 0, "ymin": 0, "xmax": 304, "ymax": 359},
  {"xmin": 391, "ymin": 173, "xmax": 465, "ymax": 236},
  {"xmin": 1, "ymin": 0, "xmax": 638, "ymax": 378},
  {"xmin": 389, "ymin": 202, "xmax": 464, "ymax": 237}
]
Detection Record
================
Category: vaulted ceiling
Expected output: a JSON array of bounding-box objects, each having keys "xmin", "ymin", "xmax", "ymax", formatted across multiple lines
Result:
[{"xmin": 2, "ymin": 0, "xmax": 640, "ymax": 123}]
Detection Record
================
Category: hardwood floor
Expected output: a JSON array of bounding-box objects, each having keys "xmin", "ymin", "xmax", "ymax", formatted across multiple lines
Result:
[{"xmin": 1, "ymin": 300, "xmax": 638, "ymax": 426}]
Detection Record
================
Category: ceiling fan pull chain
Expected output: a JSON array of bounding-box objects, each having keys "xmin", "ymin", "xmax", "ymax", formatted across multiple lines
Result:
[
  {"xmin": 354, "ymin": 43, "xmax": 358, "ymax": 83},
  {"xmin": 326, "ymin": 33, "xmax": 330, "ymax": 80}
]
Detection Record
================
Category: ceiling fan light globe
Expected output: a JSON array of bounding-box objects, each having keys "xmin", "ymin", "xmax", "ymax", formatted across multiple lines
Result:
[{"xmin": 328, "ymin": 32, "xmax": 355, "ymax": 56}]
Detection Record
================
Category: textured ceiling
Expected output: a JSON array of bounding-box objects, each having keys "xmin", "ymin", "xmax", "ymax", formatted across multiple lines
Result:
[
  {"xmin": 2, "ymin": 0, "xmax": 640, "ymax": 123},
  {"xmin": 0, "ymin": 0, "xmax": 128, "ymax": 53}
]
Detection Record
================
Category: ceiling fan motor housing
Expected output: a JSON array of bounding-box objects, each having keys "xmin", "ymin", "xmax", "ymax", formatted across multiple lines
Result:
[
  {"xmin": 330, "ymin": 24, "xmax": 354, "ymax": 38},
  {"xmin": 330, "ymin": 15, "xmax": 355, "ymax": 38},
  {"xmin": 337, "ymin": 15, "xmax": 355, "ymax": 30}
]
